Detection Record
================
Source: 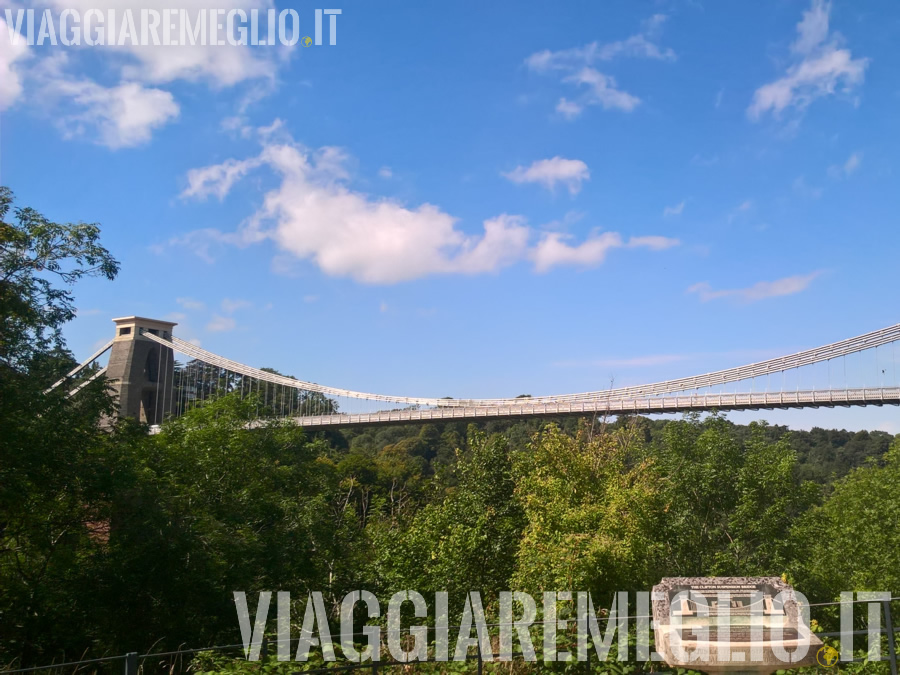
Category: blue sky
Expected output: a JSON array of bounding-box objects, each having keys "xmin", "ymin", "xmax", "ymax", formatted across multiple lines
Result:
[{"xmin": 2, "ymin": 0, "xmax": 899, "ymax": 432}]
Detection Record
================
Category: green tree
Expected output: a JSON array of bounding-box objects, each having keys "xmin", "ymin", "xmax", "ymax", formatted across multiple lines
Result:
[
  {"xmin": 370, "ymin": 428, "xmax": 523, "ymax": 613},
  {"xmin": 721, "ymin": 426, "xmax": 819, "ymax": 574},
  {"xmin": 790, "ymin": 438, "xmax": 900, "ymax": 598},
  {"xmin": 89, "ymin": 394, "xmax": 352, "ymax": 651},
  {"xmin": 511, "ymin": 422, "xmax": 660, "ymax": 597},
  {"xmin": 0, "ymin": 187, "xmax": 120, "ymax": 666},
  {"xmin": 0, "ymin": 187, "xmax": 118, "ymax": 372},
  {"xmin": 653, "ymin": 414, "xmax": 818, "ymax": 577}
]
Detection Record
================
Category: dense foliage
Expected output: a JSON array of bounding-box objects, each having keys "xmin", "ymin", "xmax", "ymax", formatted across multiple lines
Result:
[{"xmin": 1, "ymin": 189, "xmax": 898, "ymax": 672}]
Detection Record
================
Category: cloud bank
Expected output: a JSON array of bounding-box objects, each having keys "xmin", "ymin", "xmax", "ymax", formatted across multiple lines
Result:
[
  {"xmin": 172, "ymin": 127, "xmax": 679, "ymax": 284},
  {"xmin": 748, "ymin": 0, "xmax": 868, "ymax": 121},
  {"xmin": 525, "ymin": 15, "xmax": 674, "ymax": 119},
  {"xmin": 503, "ymin": 157, "xmax": 590, "ymax": 194},
  {"xmin": 4, "ymin": 0, "xmax": 283, "ymax": 147},
  {"xmin": 688, "ymin": 272, "xmax": 821, "ymax": 303}
]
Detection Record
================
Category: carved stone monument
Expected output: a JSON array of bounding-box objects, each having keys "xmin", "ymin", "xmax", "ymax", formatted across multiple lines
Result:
[{"xmin": 652, "ymin": 577, "xmax": 822, "ymax": 674}]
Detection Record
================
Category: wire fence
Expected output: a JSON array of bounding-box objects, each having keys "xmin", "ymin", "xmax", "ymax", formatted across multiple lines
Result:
[{"xmin": 2, "ymin": 596, "xmax": 897, "ymax": 675}]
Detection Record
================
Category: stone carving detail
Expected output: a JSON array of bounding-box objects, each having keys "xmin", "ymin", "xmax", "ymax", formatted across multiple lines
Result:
[{"xmin": 652, "ymin": 577, "xmax": 822, "ymax": 674}]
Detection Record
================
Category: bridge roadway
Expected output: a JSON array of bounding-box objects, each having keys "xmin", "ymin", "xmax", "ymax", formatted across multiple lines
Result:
[{"xmin": 283, "ymin": 387, "xmax": 900, "ymax": 429}]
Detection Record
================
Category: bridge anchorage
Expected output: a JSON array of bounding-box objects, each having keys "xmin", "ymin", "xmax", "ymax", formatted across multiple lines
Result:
[{"xmin": 53, "ymin": 317, "xmax": 900, "ymax": 429}]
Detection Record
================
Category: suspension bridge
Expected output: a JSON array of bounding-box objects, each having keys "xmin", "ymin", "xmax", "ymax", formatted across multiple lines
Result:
[{"xmin": 55, "ymin": 316, "xmax": 900, "ymax": 429}]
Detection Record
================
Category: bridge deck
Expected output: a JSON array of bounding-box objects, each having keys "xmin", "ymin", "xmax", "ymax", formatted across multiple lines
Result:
[{"xmin": 283, "ymin": 388, "xmax": 900, "ymax": 429}]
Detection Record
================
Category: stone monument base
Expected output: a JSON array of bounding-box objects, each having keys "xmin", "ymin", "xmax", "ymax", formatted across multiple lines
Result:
[
  {"xmin": 654, "ymin": 632, "xmax": 822, "ymax": 673},
  {"xmin": 652, "ymin": 577, "xmax": 822, "ymax": 675}
]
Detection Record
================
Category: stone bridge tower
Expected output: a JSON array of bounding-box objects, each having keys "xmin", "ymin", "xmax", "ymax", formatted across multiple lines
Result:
[{"xmin": 106, "ymin": 316, "xmax": 177, "ymax": 425}]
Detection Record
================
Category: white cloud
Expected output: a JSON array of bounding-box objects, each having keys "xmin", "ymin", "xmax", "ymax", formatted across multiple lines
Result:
[
  {"xmin": 526, "ymin": 15, "xmax": 672, "ymax": 118},
  {"xmin": 450, "ymin": 214, "xmax": 532, "ymax": 274},
  {"xmin": 532, "ymin": 231, "xmax": 620, "ymax": 272},
  {"xmin": 503, "ymin": 157, "xmax": 590, "ymax": 194},
  {"xmin": 206, "ymin": 315, "xmax": 237, "ymax": 332},
  {"xmin": 174, "ymin": 128, "xmax": 678, "ymax": 283},
  {"xmin": 179, "ymin": 138, "xmax": 530, "ymax": 283},
  {"xmin": 526, "ymin": 15, "xmax": 675, "ymax": 72},
  {"xmin": 688, "ymin": 271, "xmax": 821, "ymax": 303},
  {"xmin": 378, "ymin": 166, "xmax": 393, "ymax": 179},
  {"xmin": 532, "ymin": 231, "xmax": 678, "ymax": 273},
  {"xmin": 0, "ymin": 17, "xmax": 29, "ymax": 110},
  {"xmin": 221, "ymin": 298, "xmax": 252, "ymax": 313},
  {"xmin": 564, "ymin": 68, "xmax": 641, "ymax": 113},
  {"xmin": 221, "ymin": 115, "xmax": 246, "ymax": 131},
  {"xmin": 792, "ymin": 0, "xmax": 831, "ymax": 56},
  {"xmin": 555, "ymin": 98, "xmax": 583, "ymax": 120},
  {"xmin": 829, "ymin": 151, "xmax": 862, "ymax": 179},
  {"xmin": 47, "ymin": 77, "xmax": 179, "ymax": 149},
  {"xmin": 663, "ymin": 200, "xmax": 685, "ymax": 217},
  {"xmin": 257, "ymin": 117, "xmax": 287, "ymax": 138},
  {"xmin": 221, "ymin": 115, "xmax": 253, "ymax": 137},
  {"xmin": 9, "ymin": 1, "xmax": 282, "ymax": 147},
  {"xmin": 748, "ymin": 50, "xmax": 867, "ymax": 120},
  {"xmin": 182, "ymin": 156, "xmax": 263, "ymax": 200},
  {"xmin": 176, "ymin": 297, "xmax": 206, "ymax": 310},
  {"xmin": 726, "ymin": 199, "xmax": 754, "ymax": 224},
  {"xmin": 44, "ymin": 0, "xmax": 278, "ymax": 87},
  {"xmin": 156, "ymin": 228, "xmax": 242, "ymax": 263},
  {"xmin": 628, "ymin": 235, "xmax": 682, "ymax": 251},
  {"xmin": 793, "ymin": 175, "xmax": 823, "ymax": 199},
  {"xmin": 748, "ymin": 0, "xmax": 868, "ymax": 121},
  {"xmin": 257, "ymin": 151, "xmax": 462, "ymax": 283}
]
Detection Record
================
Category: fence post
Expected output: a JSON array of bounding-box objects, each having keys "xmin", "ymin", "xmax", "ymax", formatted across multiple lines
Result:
[
  {"xmin": 124, "ymin": 652, "xmax": 138, "ymax": 675},
  {"xmin": 884, "ymin": 600, "xmax": 898, "ymax": 675},
  {"xmin": 585, "ymin": 639, "xmax": 590, "ymax": 674},
  {"xmin": 476, "ymin": 639, "xmax": 483, "ymax": 675},
  {"xmin": 260, "ymin": 636, "xmax": 268, "ymax": 661}
]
